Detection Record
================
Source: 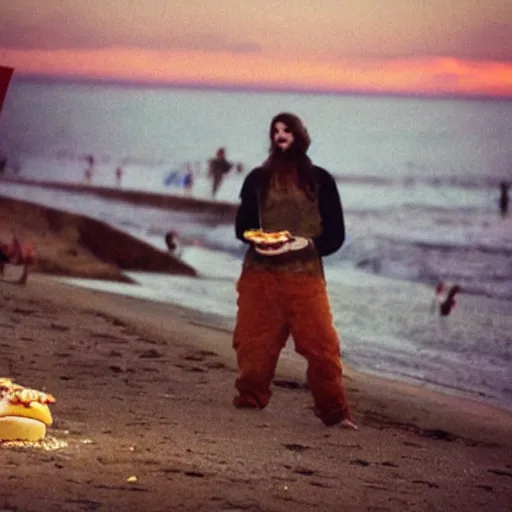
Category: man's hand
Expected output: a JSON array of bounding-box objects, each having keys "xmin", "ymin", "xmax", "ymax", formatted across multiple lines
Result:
[
  {"xmin": 255, "ymin": 243, "xmax": 290, "ymax": 256},
  {"xmin": 254, "ymin": 236, "xmax": 311, "ymax": 256}
]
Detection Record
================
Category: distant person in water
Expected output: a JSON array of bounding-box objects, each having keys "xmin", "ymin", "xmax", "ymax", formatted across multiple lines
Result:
[
  {"xmin": 115, "ymin": 167, "xmax": 123, "ymax": 187},
  {"xmin": 208, "ymin": 147, "xmax": 233, "ymax": 198},
  {"xmin": 432, "ymin": 282, "xmax": 461, "ymax": 317},
  {"xmin": 499, "ymin": 181, "xmax": 509, "ymax": 218},
  {"xmin": 0, "ymin": 230, "xmax": 35, "ymax": 285},
  {"xmin": 164, "ymin": 231, "xmax": 182, "ymax": 258},
  {"xmin": 165, "ymin": 231, "xmax": 177, "ymax": 252},
  {"xmin": 83, "ymin": 155, "xmax": 95, "ymax": 185},
  {"xmin": 183, "ymin": 163, "xmax": 194, "ymax": 195}
]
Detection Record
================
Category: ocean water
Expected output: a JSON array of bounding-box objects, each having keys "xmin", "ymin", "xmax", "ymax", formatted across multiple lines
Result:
[{"xmin": 1, "ymin": 78, "xmax": 511, "ymax": 411}]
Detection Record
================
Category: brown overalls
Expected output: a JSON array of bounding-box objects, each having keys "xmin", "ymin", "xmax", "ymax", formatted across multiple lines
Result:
[{"xmin": 233, "ymin": 175, "xmax": 352, "ymax": 425}]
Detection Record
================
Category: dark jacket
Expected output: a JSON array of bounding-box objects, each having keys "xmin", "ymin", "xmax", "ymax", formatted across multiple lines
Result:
[{"xmin": 235, "ymin": 165, "xmax": 345, "ymax": 257}]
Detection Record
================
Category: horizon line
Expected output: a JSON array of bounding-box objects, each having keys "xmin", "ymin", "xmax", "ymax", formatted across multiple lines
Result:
[{"xmin": 11, "ymin": 72, "xmax": 512, "ymax": 103}]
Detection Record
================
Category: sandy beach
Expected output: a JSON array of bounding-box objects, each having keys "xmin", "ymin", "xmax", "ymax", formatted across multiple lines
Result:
[{"xmin": 1, "ymin": 198, "xmax": 512, "ymax": 511}]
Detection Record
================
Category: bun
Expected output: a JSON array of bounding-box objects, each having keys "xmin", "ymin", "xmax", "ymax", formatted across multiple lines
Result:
[
  {"xmin": 0, "ymin": 417, "xmax": 47, "ymax": 442},
  {"xmin": 0, "ymin": 378, "xmax": 55, "ymax": 442}
]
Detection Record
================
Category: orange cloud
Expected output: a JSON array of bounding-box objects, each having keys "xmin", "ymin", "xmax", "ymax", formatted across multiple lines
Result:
[{"xmin": 1, "ymin": 47, "xmax": 511, "ymax": 98}]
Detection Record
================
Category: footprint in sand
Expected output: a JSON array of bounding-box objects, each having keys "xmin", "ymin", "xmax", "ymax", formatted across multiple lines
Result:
[
  {"xmin": 174, "ymin": 363, "xmax": 206, "ymax": 373},
  {"xmin": 138, "ymin": 349, "xmax": 164, "ymax": 359},
  {"xmin": 488, "ymin": 468, "xmax": 512, "ymax": 478},
  {"xmin": 350, "ymin": 458, "xmax": 370, "ymax": 467},
  {"xmin": 182, "ymin": 349, "xmax": 218, "ymax": 362},
  {"xmin": 176, "ymin": 349, "xmax": 226, "ymax": 372},
  {"xmin": 380, "ymin": 460, "xmax": 399, "ymax": 467},
  {"xmin": 273, "ymin": 379, "xmax": 308, "ymax": 390},
  {"xmin": 419, "ymin": 428, "xmax": 456, "ymax": 441},
  {"xmin": 293, "ymin": 467, "xmax": 315, "ymax": 476},
  {"xmin": 309, "ymin": 481, "xmax": 330, "ymax": 488},
  {"xmin": 11, "ymin": 307, "xmax": 38, "ymax": 315},
  {"xmin": 283, "ymin": 443, "xmax": 310, "ymax": 453},
  {"xmin": 49, "ymin": 323, "xmax": 70, "ymax": 332},
  {"xmin": 412, "ymin": 479, "xmax": 440, "ymax": 488},
  {"xmin": 65, "ymin": 499, "xmax": 102, "ymax": 510},
  {"xmin": 90, "ymin": 332, "xmax": 127, "ymax": 343}
]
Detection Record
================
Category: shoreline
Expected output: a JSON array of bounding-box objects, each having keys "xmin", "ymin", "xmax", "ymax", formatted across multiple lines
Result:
[{"xmin": 1, "ymin": 275, "xmax": 511, "ymax": 511}]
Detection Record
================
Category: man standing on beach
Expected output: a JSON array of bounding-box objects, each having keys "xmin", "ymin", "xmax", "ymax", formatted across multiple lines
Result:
[{"xmin": 232, "ymin": 112, "xmax": 357, "ymax": 429}]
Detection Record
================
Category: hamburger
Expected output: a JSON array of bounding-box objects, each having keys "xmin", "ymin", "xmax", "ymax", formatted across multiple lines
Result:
[
  {"xmin": 243, "ymin": 229, "xmax": 294, "ymax": 252},
  {"xmin": 0, "ymin": 378, "xmax": 55, "ymax": 442}
]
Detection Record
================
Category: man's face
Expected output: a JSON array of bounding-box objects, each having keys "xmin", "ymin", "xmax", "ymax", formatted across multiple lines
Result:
[{"xmin": 272, "ymin": 121, "xmax": 294, "ymax": 151}]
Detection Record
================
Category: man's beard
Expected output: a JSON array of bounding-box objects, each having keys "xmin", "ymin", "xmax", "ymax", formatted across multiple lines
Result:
[{"xmin": 273, "ymin": 143, "xmax": 301, "ymax": 161}]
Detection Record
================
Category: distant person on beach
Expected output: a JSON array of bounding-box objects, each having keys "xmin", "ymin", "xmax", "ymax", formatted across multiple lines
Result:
[
  {"xmin": 0, "ymin": 230, "xmax": 35, "ymax": 285},
  {"xmin": 83, "ymin": 154, "xmax": 95, "ymax": 185},
  {"xmin": 208, "ymin": 147, "xmax": 233, "ymax": 197},
  {"xmin": 232, "ymin": 112, "xmax": 357, "ymax": 430},
  {"xmin": 499, "ymin": 181, "xmax": 509, "ymax": 218}
]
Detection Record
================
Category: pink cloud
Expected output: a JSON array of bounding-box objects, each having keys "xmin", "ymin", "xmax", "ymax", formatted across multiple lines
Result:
[{"xmin": 1, "ymin": 47, "xmax": 510, "ymax": 98}]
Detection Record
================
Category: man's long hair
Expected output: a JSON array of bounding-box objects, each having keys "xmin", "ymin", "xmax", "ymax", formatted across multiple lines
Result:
[{"xmin": 261, "ymin": 112, "xmax": 316, "ymax": 201}]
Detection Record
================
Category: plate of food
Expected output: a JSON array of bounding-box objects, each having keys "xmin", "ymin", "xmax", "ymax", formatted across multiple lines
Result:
[{"xmin": 243, "ymin": 229, "xmax": 294, "ymax": 255}]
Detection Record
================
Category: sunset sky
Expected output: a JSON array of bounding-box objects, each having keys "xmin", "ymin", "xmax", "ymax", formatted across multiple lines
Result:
[{"xmin": 1, "ymin": 0, "xmax": 512, "ymax": 98}]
